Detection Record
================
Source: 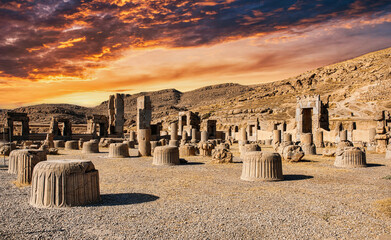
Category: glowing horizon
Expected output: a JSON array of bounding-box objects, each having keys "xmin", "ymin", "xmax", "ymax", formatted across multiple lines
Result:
[{"xmin": 1, "ymin": 0, "xmax": 391, "ymax": 108}]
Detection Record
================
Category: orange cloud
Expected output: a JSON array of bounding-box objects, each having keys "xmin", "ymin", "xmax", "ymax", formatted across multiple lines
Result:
[{"xmin": 58, "ymin": 37, "xmax": 86, "ymax": 49}]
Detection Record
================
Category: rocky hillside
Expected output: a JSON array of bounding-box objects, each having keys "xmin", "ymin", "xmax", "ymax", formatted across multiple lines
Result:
[
  {"xmin": 1, "ymin": 47, "xmax": 390, "ymax": 127},
  {"xmin": 0, "ymin": 104, "xmax": 92, "ymax": 124},
  {"xmin": 197, "ymin": 47, "xmax": 391, "ymax": 123}
]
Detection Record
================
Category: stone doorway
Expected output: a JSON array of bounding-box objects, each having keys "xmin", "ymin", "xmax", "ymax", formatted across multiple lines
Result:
[{"xmin": 302, "ymin": 108, "xmax": 312, "ymax": 133}]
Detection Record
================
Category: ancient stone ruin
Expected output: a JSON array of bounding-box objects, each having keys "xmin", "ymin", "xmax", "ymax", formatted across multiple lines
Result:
[
  {"xmin": 30, "ymin": 160, "xmax": 100, "ymax": 208},
  {"xmin": 295, "ymin": 95, "xmax": 329, "ymax": 141},
  {"xmin": 153, "ymin": 146, "xmax": 180, "ymax": 166},
  {"xmin": 108, "ymin": 93, "xmax": 125, "ymax": 136},
  {"xmin": 241, "ymin": 152, "xmax": 283, "ymax": 181},
  {"xmin": 137, "ymin": 96, "xmax": 152, "ymax": 156}
]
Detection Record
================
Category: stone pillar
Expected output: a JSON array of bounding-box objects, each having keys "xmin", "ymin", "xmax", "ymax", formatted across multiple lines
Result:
[
  {"xmin": 301, "ymin": 133, "xmax": 316, "ymax": 155},
  {"xmin": 137, "ymin": 96, "xmax": 152, "ymax": 156},
  {"xmin": 65, "ymin": 140, "xmax": 79, "ymax": 150},
  {"xmin": 138, "ymin": 129, "xmax": 151, "ymax": 156},
  {"xmin": 273, "ymin": 130, "xmax": 281, "ymax": 146},
  {"xmin": 114, "ymin": 93, "xmax": 125, "ymax": 135},
  {"xmin": 314, "ymin": 130, "xmax": 324, "ymax": 148},
  {"xmin": 178, "ymin": 118, "xmax": 183, "ymax": 137},
  {"xmin": 171, "ymin": 123, "xmax": 178, "ymax": 141},
  {"xmin": 137, "ymin": 96, "xmax": 152, "ymax": 131},
  {"xmin": 239, "ymin": 128, "xmax": 247, "ymax": 146},
  {"xmin": 45, "ymin": 133, "xmax": 54, "ymax": 148},
  {"xmin": 283, "ymin": 133, "xmax": 292, "ymax": 143},
  {"xmin": 108, "ymin": 95, "xmax": 115, "ymax": 134},
  {"xmin": 129, "ymin": 131, "xmax": 136, "ymax": 142},
  {"xmin": 191, "ymin": 128, "xmax": 197, "ymax": 143},
  {"xmin": 182, "ymin": 130, "xmax": 188, "ymax": 141},
  {"xmin": 201, "ymin": 131, "xmax": 208, "ymax": 142},
  {"xmin": 340, "ymin": 130, "xmax": 348, "ymax": 142},
  {"xmin": 22, "ymin": 120, "xmax": 30, "ymax": 138}
]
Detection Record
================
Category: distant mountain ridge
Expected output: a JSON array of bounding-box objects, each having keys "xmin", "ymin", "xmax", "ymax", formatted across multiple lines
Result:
[{"xmin": 1, "ymin": 47, "xmax": 391, "ymax": 127}]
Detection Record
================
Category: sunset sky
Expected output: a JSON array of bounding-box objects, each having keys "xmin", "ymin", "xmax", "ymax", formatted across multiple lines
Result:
[{"xmin": 1, "ymin": 0, "xmax": 391, "ymax": 108}]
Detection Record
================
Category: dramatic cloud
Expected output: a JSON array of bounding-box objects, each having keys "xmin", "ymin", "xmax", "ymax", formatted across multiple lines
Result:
[{"xmin": 0, "ymin": 0, "xmax": 390, "ymax": 107}]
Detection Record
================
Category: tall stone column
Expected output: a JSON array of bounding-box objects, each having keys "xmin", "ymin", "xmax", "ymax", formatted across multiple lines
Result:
[
  {"xmin": 314, "ymin": 130, "xmax": 324, "ymax": 148},
  {"xmin": 169, "ymin": 122, "xmax": 179, "ymax": 147},
  {"xmin": 273, "ymin": 130, "xmax": 281, "ymax": 146},
  {"xmin": 201, "ymin": 131, "xmax": 208, "ymax": 142},
  {"xmin": 171, "ymin": 123, "xmax": 178, "ymax": 141},
  {"xmin": 191, "ymin": 128, "xmax": 197, "ymax": 143},
  {"xmin": 114, "ymin": 93, "xmax": 125, "ymax": 135},
  {"xmin": 239, "ymin": 128, "xmax": 247, "ymax": 146},
  {"xmin": 137, "ymin": 96, "xmax": 152, "ymax": 156}
]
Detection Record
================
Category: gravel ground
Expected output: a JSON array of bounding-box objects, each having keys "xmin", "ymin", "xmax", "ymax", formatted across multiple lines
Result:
[{"xmin": 0, "ymin": 145, "xmax": 390, "ymax": 239}]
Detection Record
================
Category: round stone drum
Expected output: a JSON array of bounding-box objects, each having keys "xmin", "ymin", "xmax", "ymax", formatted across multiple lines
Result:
[
  {"xmin": 82, "ymin": 141, "xmax": 99, "ymax": 154},
  {"xmin": 108, "ymin": 143, "xmax": 129, "ymax": 158},
  {"xmin": 334, "ymin": 147, "xmax": 367, "ymax": 168},
  {"xmin": 30, "ymin": 160, "xmax": 100, "ymax": 208},
  {"xmin": 241, "ymin": 152, "xmax": 283, "ymax": 181},
  {"xmin": 153, "ymin": 146, "xmax": 180, "ymax": 166},
  {"xmin": 65, "ymin": 140, "xmax": 79, "ymax": 150}
]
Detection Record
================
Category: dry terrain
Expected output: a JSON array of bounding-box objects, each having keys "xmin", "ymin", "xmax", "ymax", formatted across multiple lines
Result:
[
  {"xmin": 0, "ymin": 146, "xmax": 390, "ymax": 239},
  {"xmin": 2, "ymin": 47, "xmax": 391, "ymax": 128}
]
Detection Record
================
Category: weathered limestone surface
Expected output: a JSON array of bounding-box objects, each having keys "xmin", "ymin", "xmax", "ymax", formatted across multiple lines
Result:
[
  {"xmin": 280, "ymin": 145, "xmax": 304, "ymax": 162},
  {"xmin": 171, "ymin": 123, "xmax": 178, "ymax": 141},
  {"xmin": 335, "ymin": 147, "xmax": 367, "ymax": 168},
  {"xmin": 30, "ymin": 160, "xmax": 100, "ymax": 208},
  {"xmin": 16, "ymin": 149, "xmax": 47, "ymax": 184},
  {"xmin": 65, "ymin": 140, "xmax": 79, "ymax": 150},
  {"xmin": 301, "ymin": 133, "xmax": 316, "ymax": 155},
  {"xmin": 314, "ymin": 130, "xmax": 324, "ymax": 148},
  {"xmin": 138, "ymin": 129, "xmax": 151, "ymax": 156},
  {"xmin": 198, "ymin": 142, "xmax": 213, "ymax": 156},
  {"xmin": 150, "ymin": 141, "xmax": 160, "ymax": 156},
  {"xmin": 283, "ymin": 133, "xmax": 293, "ymax": 145},
  {"xmin": 179, "ymin": 144, "xmax": 196, "ymax": 157},
  {"xmin": 273, "ymin": 130, "xmax": 281, "ymax": 146},
  {"xmin": 191, "ymin": 128, "xmax": 198, "ymax": 143},
  {"xmin": 201, "ymin": 131, "xmax": 208, "ymax": 143},
  {"xmin": 82, "ymin": 141, "xmax": 99, "ymax": 154},
  {"xmin": 240, "ymin": 143, "xmax": 261, "ymax": 159},
  {"xmin": 241, "ymin": 152, "xmax": 283, "ymax": 181},
  {"xmin": 153, "ymin": 146, "xmax": 180, "ymax": 166},
  {"xmin": 8, "ymin": 149, "xmax": 47, "ymax": 175},
  {"xmin": 108, "ymin": 143, "xmax": 129, "ymax": 158},
  {"xmin": 211, "ymin": 148, "xmax": 233, "ymax": 163},
  {"xmin": 239, "ymin": 128, "xmax": 247, "ymax": 146},
  {"xmin": 137, "ymin": 96, "xmax": 152, "ymax": 131}
]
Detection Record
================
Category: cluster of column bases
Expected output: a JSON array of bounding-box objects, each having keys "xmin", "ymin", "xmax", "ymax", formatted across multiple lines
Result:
[{"xmin": 6, "ymin": 129, "xmax": 373, "ymax": 209}]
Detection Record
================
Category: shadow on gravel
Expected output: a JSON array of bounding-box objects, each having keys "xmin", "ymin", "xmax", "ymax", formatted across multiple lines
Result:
[
  {"xmin": 184, "ymin": 162, "xmax": 205, "ymax": 165},
  {"xmin": 300, "ymin": 159, "xmax": 318, "ymax": 163},
  {"xmin": 283, "ymin": 174, "xmax": 314, "ymax": 181},
  {"xmin": 99, "ymin": 193, "xmax": 159, "ymax": 206},
  {"xmin": 366, "ymin": 163, "xmax": 385, "ymax": 167}
]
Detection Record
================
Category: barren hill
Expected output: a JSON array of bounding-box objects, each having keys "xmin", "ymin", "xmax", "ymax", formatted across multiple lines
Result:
[{"xmin": 2, "ymin": 47, "xmax": 391, "ymax": 127}]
